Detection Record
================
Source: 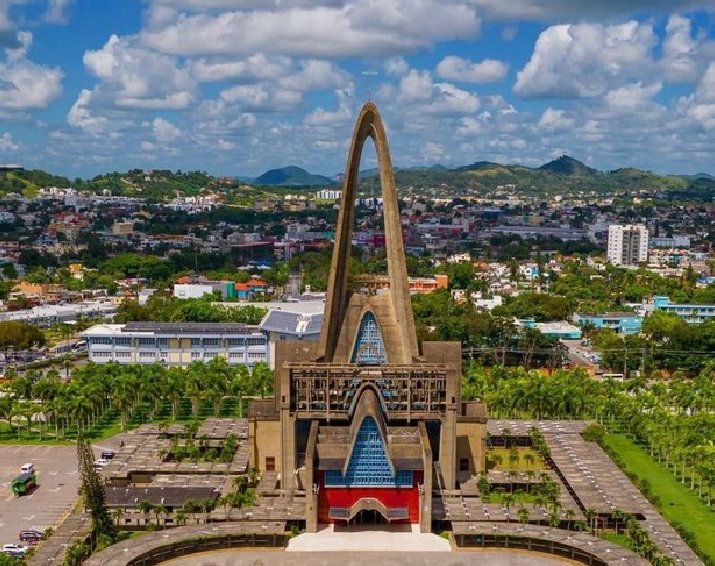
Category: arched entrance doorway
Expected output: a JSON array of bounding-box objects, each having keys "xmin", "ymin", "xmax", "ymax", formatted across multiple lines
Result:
[{"xmin": 352, "ymin": 508, "xmax": 388, "ymax": 525}]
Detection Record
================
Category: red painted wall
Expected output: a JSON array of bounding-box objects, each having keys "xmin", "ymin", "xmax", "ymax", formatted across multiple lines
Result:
[{"xmin": 316, "ymin": 471, "xmax": 422, "ymax": 524}]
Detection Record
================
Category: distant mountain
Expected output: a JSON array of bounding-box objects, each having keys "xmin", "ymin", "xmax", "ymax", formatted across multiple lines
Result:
[
  {"xmin": 254, "ymin": 166, "xmax": 334, "ymax": 186},
  {"xmin": 680, "ymin": 172, "xmax": 715, "ymax": 181},
  {"xmin": 539, "ymin": 155, "xmax": 598, "ymax": 177}
]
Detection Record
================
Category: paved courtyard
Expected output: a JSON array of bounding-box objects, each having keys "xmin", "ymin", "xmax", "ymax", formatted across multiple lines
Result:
[
  {"xmin": 164, "ymin": 550, "xmax": 577, "ymax": 566},
  {"xmin": 286, "ymin": 524, "xmax": 450, "ymax": 552},
  {"xmin": 0, "ymin": 445, "xmax": 79, "ymax": 545}
]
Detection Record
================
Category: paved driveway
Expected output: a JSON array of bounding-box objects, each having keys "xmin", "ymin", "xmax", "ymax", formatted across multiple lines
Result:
[{"xmin": 0, "ymin": 445, "xmax": 79, "ymax": 545}]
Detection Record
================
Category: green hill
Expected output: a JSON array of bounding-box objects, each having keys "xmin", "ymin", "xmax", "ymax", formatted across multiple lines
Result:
[
  {"xmin": 539, "ymin": 155, "xmax": 598, "ymax": 176},
  {"xmin": 254, "ymin": 166, "xmax": 334, "ymax": 186},
  {"xmin": 0, "ymin": 169, "xmax": 71, "ymax": 197}
]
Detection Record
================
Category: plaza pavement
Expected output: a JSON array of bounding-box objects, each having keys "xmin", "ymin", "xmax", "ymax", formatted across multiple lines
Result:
[
  {"xmin": 286, "ymin": 523, "xmax": 450, "ymax": 552},
  {"xmin": 164, "ymin": 549, "xmax": 578, "ymax": 566}
]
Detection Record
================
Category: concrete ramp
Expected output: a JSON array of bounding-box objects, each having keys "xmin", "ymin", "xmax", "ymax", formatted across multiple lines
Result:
[{"xmin": 286, "ymin": 524, "xmax": 451, "ymax": 552}]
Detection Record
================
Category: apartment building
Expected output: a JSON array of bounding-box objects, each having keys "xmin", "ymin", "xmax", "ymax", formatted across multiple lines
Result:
[
  {"xmin": 607, "ymin": 224, "xmax": 648, "ymax": 266},
  {"xmin": 83, "ymin": 322, "xmax": 268, "ymax": 367}
]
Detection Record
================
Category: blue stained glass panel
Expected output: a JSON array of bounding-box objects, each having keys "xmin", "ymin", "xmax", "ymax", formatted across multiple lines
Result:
[
  {"xmin": 351, "ymin": 312, "xmax": 387, "ymax": 364},
  {"xmin": 324, "ymin": 417, "xmax": 413, "ymax": 487}
]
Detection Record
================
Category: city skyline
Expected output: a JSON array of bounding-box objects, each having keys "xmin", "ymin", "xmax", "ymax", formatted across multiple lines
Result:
[{"xmin": 1, "ymin": 1, "xmax": 715, "ymax": 178}]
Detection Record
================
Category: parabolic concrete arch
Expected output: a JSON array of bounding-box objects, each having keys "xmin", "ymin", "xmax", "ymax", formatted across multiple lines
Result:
[{"xmin": 317, "ymin": 102, "xmax": 419, "ymax": 364}]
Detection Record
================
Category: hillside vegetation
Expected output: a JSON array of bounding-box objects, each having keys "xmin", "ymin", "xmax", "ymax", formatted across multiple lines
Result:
[{"xmin": 3, "ymin": 156, "xmax": 713, "ymax": 200}]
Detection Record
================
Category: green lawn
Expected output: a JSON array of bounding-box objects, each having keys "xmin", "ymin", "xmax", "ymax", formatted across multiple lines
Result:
[
  {"xmin": 486, "ymin": 447, "xmax": 545, "ymax": 471},
  {"xmin": 601, "ymin": 531, "xmax": 634, "ymax": 551},
  {"xmin": 602, "ymin": 432, "xmax": 715, "ymax": 565},
  {"xmin": 0, "ymin": 397, "xmax": 249, "ymax": 445}
]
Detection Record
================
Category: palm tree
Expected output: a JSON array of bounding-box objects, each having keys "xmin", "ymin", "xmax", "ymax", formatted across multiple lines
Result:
[
  {"xmin": 200, "ymin": 497, "xmax": 215, "ymax": 523},
  {"xmin": 138, "ymin": 499, "xmax": 153, "ymax": 525},
  {"xmin": 565, "ymin": 509, "xmax": 575, "ymax": 530},
  {"xmin": 585, "ymin": 508, "xmax": 597, "ymax": 535},
  {"xmin": 110, "ymin": 507, "xmax": 124, "ymax": 526},
  {"xmin": 153, "ymin": 504, "xmax": 167, "ymax": 529},
  {"xmin": 175, "ymin": 508, "xmax": 186, "ymax": 526},
  {"xmin": 0, "ymin": 395, "xmax": 12, "ymax": 439},
  {"xmin": 517, "ymin": 506, "xmax": 529, "ymax": 525},
  {"xmin": 230, "ymin": 365, "xmax": 249, "ymax": 418}
]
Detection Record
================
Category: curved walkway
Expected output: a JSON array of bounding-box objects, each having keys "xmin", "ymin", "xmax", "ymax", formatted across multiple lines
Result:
[
  {"xmin": 163, "ymin": 550, "xmax": 581, "ymax": 566},
  {"xmin": 82, "ymin": 522, "xmax": 287, "ymax": 566},
  {"xmin": 453, "ymin": 523, "xmax": 649, "ymax": 566}
]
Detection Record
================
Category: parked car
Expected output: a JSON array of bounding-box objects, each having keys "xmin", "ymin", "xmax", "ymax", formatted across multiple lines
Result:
[
  {"xmin": 100, "ymin": 450, "xmax": 115, "ymax": 460},
  {"xmin": 94, "ymin": 458, "xmax": 110, "ymax": 469},
  {"xmin": 2, "ymin": 543, "xmax": 29, "ymax": 555},
  {"xmin": 18, "ymin": 530, "xmax": 44, "ymax": 544}
]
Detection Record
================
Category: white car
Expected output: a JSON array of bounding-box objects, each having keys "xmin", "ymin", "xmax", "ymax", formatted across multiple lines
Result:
[
  {"xmin": 94, "ymin": 459, "xmax": 110, "ymax": 468},
  {"xmin": 2, "ymin": 543, "xmax": 29, "ymax": 555}
]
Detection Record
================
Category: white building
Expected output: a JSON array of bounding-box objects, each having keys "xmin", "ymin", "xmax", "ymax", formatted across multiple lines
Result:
[
  {"xmin": 607, "ymin": 224, "xmax": 648, "ymax": 266},
  {"xmin": 316, "ymin": 189, "xmax": 341, "ymax": 200},
  {"xmin": 82, "ymin": 322, "xmax": 268, "ymax": 368}
]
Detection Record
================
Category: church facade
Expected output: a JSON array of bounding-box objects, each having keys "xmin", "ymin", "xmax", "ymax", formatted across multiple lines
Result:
[{"xmin": 249, "ymin": 102, "xmax": 486, "ymax": 532}]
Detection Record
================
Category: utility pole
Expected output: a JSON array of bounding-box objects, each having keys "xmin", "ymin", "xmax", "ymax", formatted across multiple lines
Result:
[{"xmin": 622, "ymin": 343, "xmax": 628, "ymax": 378}]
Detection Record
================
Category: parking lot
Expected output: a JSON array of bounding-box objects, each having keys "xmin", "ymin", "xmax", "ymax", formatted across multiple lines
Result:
[{"xmin": 0, "ymin": 446, "xmax": 79, "ymax": 546}]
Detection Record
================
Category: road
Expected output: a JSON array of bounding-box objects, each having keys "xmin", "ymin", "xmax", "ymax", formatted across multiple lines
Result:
[{"xmin": 561, "ymin": 340, "xmax": 602, "ymax": 375}]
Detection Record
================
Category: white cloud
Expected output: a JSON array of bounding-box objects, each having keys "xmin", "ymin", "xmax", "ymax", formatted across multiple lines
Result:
[
  {"xmin": 538, "ymin": 107, "xmax": 574, "ymax": 130},
  {"xmin": 397, "ymin": 69, "xmax": 433, "ymax": 103},
  {"xmin": 152, "ymin": 117, "xmax": 181, "ymax": 142},
  {"xmin": 83, "ymin": 34, "xmax": 194, "ymax": 110},
  {"xmin": 190, "ymin": 54, "xmax": 291, "ymax": 82},
  {"xmin": 661, "ymin": 14, "xmax": 698, "ymax": 82},
  {"xmin": 140, "ymin": 1, "xmax": 479, "ymax": 58},
  {"xmin": 0, "ymin": 31, "xmax": 62, "ymax": 110},
  {"xmin": 67, "ymin": 89, "xmax": 109, "ymax": 134},
  {"xmin": 304, "ymin": 103, "xmax": 351, "ymax": 126},
  {"xmin": 436, "ymin": 56, "xmax": 508, "ymax": 83},
  {"xmin": 466, "ymin": 0, "xmax": 706, "ymax": 21},
  {"xmin": 220, "ymin": 84, "xmax": 270, "ymax": 106},
  {"xmin": 44, "ymin": 0, "xmax": 70, "ymax": 23},
  {"xmin": 0, "ymin": 131, "xmax": 19, "ymax": 150},
  {"xmin": 514, "ymin": 21, "xmax": 657, "ymax": 98},
  {"xmin": 217, "ymin": 138, "xmax": 235, "ymax": 150},
  {"xmin": 278, "ymin": 60, "xmax": 348, "ymax": 91},
  {"xmin": 384, "ymin": 56, "xmax": 409, "ymax": 76},
  {"xmin": 602, "ymin": 82, "xmax": 663, "ymax": 114}
]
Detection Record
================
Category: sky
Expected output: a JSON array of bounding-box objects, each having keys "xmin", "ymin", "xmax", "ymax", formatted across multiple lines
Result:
[{"xmin": 1, "ymin": 1, "xmax": 715, "ymax": 179}]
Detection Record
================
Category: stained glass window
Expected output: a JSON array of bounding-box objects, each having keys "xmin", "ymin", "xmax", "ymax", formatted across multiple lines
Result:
[
  {"xmin": 324, "ymin": 417, "xmax": 412, "ymax": 487},
  {"xmin": 351, "ymin": 312, "xmax": 387, "ymax": 365}
]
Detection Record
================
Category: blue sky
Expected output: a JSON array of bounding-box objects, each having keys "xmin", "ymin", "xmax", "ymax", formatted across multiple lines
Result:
[{"xmin": 1, "ymin": 1, "xmax": 715, "ymax": 178}]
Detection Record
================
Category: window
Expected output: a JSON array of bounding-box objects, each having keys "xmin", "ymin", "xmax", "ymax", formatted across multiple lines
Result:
[
  {"xmin": 140, "ymin": 351, "xmax": 155, "ymax": 358},
  {"xmin": 190, "ymin": 338, "xmax": 201, "ymax": 347},
  {"xmin": 248, "ymin": 352, "xmax": 265, "ymax": 359},
  {"xmin": 265, "ymin": 457, "xmax": 275, "ymax": 471},
  {"xmin": 91, "ymin": 337, "xmax": 112, "ymax": 345},
  {"xmin": 324, "ymin": 417, "xmax": 412, "ymax": 487},
  {"xmin": 203, "ymin": 338, "xmax": 220, "ymax": 347},
  {"xmin": 157, "ymin": 338, "xmax": 169, "ymax": 347},
  {"xmin": 227, "ymin": 338, "xmax": 244, "ymax": 347},
  {"xmin": 138, "ymin": 338, "xmax": 155, "ymax": 346},
  {"xmin": 247, "ymin": 337, "xmax": 266, "ymax": 346},
  {"xmin": 229, "ymin": 353, "xmax": 244, "ymax": 359},
  {"xmin": 351, "ymin": 312, "xmax": 387, "ymax": 365},
  {"xmin": 115, "ymin": 352, "xmax": 131, "ymax": 359},
  {"xmin": 92, "ymin": 351, "xmax": 111, "ymax": 358},
  {"xmin": 459, "ymin": 458, "xmax": 470, "ymax": 472},
  {"xmin": 191, "ymin": 352, "xmax": 202, "ymax": 359},
  {"xmin": 114, "ymin": 337, "xmax": 132, "ymax": 347}
]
